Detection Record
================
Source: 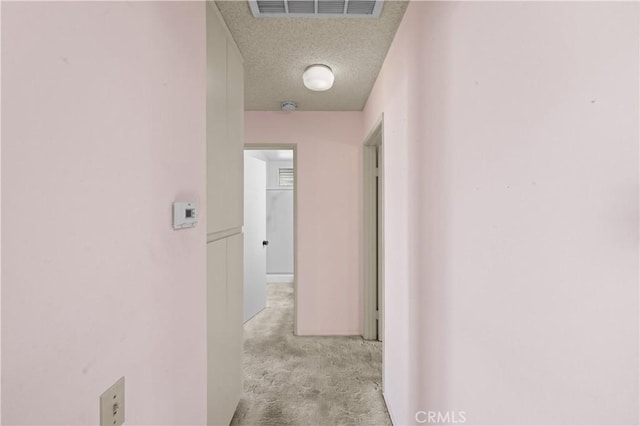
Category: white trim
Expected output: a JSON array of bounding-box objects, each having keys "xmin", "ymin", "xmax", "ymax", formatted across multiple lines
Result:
[
  {"xmin": 362, "ymin": 115, "xmax": 386, "ymax": 399},
  {"xmin": 382, "ymin": 392, "xmax": 396, "ymax": 426},
  {"xmin": 363, "ymin": 144, "xmax": 377, "ymax": 340},
  {"xmin": 363, "ymin": 116, "xmax": 385, "ymax": 342},
  {"xmin": 267, "ymin": 274, "xmax": 294, "ymax": 283},
  {"xmin": 377, "ymin": 120, "xmax": 386, "ymax": 346}
]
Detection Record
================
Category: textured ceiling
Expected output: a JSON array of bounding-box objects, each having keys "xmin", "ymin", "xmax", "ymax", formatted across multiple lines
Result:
[{"xmin": 215, "ymin": 0, "xmax": 408, "ymax": 111}]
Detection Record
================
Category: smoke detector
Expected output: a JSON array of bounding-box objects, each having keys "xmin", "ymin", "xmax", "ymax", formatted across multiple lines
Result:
[
  {"xmin": 249, "ymin": 0, "xmax": 384, "ymax": 18},
  {"xmin": 281, "ymin": 101, "xmax": 297, "ymax": 111}
]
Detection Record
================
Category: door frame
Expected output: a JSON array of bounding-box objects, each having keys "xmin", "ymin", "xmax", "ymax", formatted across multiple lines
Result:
[
  {"xmin": 244, "ymin": 144, "xmax": 299, "ymax": 335},
  {"xmin": 363, "ymin": 116, "xmax": 385, "ymax": 343}
]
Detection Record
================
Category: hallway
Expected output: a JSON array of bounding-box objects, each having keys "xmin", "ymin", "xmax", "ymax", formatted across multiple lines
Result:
[
  {"xmin": 2, "ymin": 2, "xmax": 637, "ymax": 424},
  {"xmin": 231, "ymin": 283, "xmax": 390, "ymax": 426}
]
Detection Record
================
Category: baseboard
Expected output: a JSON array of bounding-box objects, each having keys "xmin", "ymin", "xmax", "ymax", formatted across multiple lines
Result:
[
  {"xmin": 267, "ymin": 274, "xmax": 294, "ymax": 283},
  {"xmin": 382, "ymin": 392, "xmax": 396, "ymax": 426},
  {"xmin": 296, "ymin": 329, "xmax": 362, "ymax": 336}
]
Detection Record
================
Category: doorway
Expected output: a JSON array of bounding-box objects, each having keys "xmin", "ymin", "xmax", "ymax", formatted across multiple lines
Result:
[
  {"xmin": 243, "ymin": 146, "xmax": 297, "ymax": 332},
  {"xmin": 363, "ymin": 118, "xmax": 384, "ymax": 342}
]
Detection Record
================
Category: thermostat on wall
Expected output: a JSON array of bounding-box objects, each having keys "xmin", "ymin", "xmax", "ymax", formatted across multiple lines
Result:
[{"xmin": 173, "ymin": 201, "xmax": 198, "ymax": 230}]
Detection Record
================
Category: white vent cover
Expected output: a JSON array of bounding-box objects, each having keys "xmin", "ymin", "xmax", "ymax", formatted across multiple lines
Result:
[
  {"xmin": 249, "ymin": 0, "xmax": 384, "ymax": 18},
  {"xmin": 279, "ymin": 168, "xmax": 294, "ymax": 186}
]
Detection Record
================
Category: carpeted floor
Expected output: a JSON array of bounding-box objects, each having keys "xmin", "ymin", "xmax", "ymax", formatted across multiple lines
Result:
[{"xmin": 230, "ymin": 283, "xmax": 390, "ymax": 426}]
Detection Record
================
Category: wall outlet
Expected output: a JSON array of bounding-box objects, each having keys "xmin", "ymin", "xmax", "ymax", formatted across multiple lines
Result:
[{"xmin": 100, "ymin": 377, "xmax": 125, "ymax": 426}]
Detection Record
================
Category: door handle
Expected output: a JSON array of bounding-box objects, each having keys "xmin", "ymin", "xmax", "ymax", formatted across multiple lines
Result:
[{"xmin": 262, "ymin": 240, "xmax": 269, "ymax": 246}]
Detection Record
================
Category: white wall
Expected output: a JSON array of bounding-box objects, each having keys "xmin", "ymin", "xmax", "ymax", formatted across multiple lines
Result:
[
  {"xmin": 266, "ymin": 160, "xmax": 294, "ymax": 275},
  {"xmin": 365, "ymin": 2, "xmax": 639, "ymax": 424},
  {"xmin": 2, "ymin": 3, "xmax": 207, "ymax": 424}
]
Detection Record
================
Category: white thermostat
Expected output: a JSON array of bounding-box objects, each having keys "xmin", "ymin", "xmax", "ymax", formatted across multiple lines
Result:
[{"xmin": 173, "ymin": 201, "xmax": 198, "ymax": 230}]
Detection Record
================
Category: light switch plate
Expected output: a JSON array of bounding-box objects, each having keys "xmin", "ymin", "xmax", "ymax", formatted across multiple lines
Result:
[{"xmin": 100, "ymin": 377, "xmax": 125, "ymax": 426}]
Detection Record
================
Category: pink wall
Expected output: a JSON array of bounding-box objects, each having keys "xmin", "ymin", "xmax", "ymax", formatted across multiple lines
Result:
[
  {"xmin": 2, "ymin": 2, "xmax": 207, "ymax": 424},
  {"xmin": 1, "ymin": 3, "xmax": 3, "ymax": 419},
  {"xmin": 365, "ymin": 2, "xmax": 639, "ymax": 425},
  {"xmin": 245, "ymin": 112, "xmax": 363, "ymax": 335}
]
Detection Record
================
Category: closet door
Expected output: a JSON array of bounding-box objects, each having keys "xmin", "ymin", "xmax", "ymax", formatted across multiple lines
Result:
[
  {"xmin": 206, "ymin": 235, "xmax": 243, "ymax": 426},
  {"xmin": 225, "ymin": 40, "xmax": 244, "ymax": 230},
  {"xmin": 206, "ymin": 14, "xmax": 244, "ymax": 235},
  {"xmin": 206, "ymin": 239, "xmax": 232, "ymax": 426},
  {"xmin": 206, "ymin": 2, "xmax": 245, "ymax": 425},
  {"xmin": 206, "ymin": 2, "xmax": 230, "ymax": 236},
  {"xmin": 226, "ymin": 233, "xmax": 244, "ymax": 410}
]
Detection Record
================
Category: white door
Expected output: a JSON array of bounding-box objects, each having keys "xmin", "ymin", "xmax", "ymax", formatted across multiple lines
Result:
[{"xmin": 243, "ymin": 153, "xmax": 267, "ymax": 322}]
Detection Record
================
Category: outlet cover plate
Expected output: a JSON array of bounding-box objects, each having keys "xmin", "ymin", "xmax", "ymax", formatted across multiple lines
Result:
[{"xmin": 100, "ymin": 377, "xmax": 125, "ymax": 426}]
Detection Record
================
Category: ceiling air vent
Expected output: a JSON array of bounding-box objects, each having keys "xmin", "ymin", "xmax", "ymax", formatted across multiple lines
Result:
[{"xmin": 249, "ymin": 0, "xmax": 384, "ymax": 18}]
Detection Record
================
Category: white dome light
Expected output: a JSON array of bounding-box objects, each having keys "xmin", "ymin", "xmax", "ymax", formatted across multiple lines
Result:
[{"xmin": 303, "ymin": 64, "xmax": 334, "ymax": 91}]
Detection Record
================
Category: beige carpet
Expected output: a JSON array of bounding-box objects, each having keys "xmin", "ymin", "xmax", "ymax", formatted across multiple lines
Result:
[{"xmin": 231, "ymin": 283, "xmax": 391, "ymax": 426}]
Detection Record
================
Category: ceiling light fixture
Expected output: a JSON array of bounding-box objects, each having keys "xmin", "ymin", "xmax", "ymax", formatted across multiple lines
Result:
[
  {"xmin": 303, "ymin": 65, "xmax": 334, "ymax": 92},
  {"xmin": 281, "ymin": 101, "xmax": 297, "ymax": 111}
]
